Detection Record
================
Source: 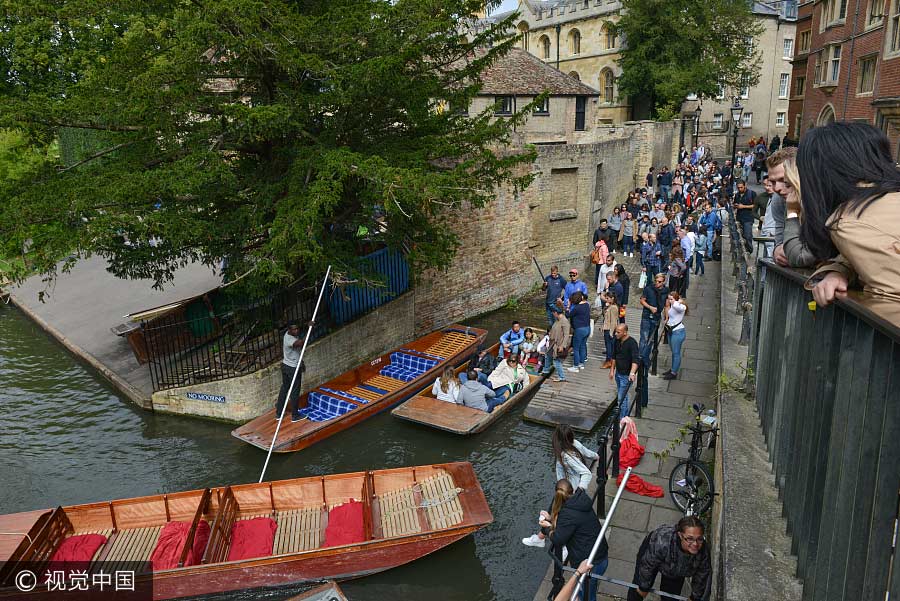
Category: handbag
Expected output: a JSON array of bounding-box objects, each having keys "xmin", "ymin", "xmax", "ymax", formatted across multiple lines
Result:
[
  {"xmin": 554, "ymin": 346, "xmax": 568, "ymax": 359},
  {"xmin": 638, "ymin": 272, "xmax": 647, "ymax": 289}
]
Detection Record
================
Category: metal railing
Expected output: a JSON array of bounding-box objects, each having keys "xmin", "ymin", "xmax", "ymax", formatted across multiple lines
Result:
[
  {"xmin": 749, "ymin": 261, "xmax": 900, "ymax": 601},
  {"xmin": 725, "ymin": 203, "xmax": 756, "ymax": 346}
]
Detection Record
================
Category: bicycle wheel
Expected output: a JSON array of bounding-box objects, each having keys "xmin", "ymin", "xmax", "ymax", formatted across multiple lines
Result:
[{"xmin": 669, "ymin": 459, "xmax": 714, "ymax": 515}]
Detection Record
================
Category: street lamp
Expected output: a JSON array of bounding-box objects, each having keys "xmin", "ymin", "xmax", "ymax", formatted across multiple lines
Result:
[
  {"xmin": 729, "ymin": 98, "xmax": 744, "ymax": 195},
  {"xmin": 692, "ymin": 105, "xmax": 702, "ymax": 148}
]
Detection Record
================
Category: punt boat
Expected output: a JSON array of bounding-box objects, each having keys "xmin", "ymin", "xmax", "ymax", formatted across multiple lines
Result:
[
  {"xmin": 391, "ymin": 328, "xmax": 548, "ymax": 435},
  {"xmin": 0, "ymin": 462, "xmax": 491, "ymax": 600},
  {"xmin": 232, "ymin": 325, "xmax": 486, "ymax": 453}
]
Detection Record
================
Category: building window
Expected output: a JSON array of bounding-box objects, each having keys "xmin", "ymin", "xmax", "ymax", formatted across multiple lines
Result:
[
  {"xmin": 716, "ymin": 80, "xmax": 726, "ymax": 100},
  {"xmin": 745, "ymin": 36, "xmax": 755, "ymax": 56},
  {"xmin": 601, "ymin": 69, "xmax": 615, "ymax": 103},
  {"xmin": 494, "ymin": 96, "xmax": 514, "ymax": 115},
  {"xmin": 795, "ymin": 75, "xmax": 806, "ymax": 97},
  {"xmin": 534, "ymin": 96, "xmax": 550, "ymax": 115},
  {"xmin": 868, "ymin": 0, "xmax": 886, "ymax": 25},
  {"xmin": 784, "ymin": 0, "xmax": 799, "ymax": 18},
  {"xmin": 783, "ymin": 38, "xmax": 794, "ymax": 58},
  {"xmin": 602, "ymin": 24, "xmax": 617, "ymax": 50},
  {"xmin": 713, "ymin": 113, "xmax": 724, "ymax": 129},
  {"xmin": 779, "ymin": 73, "xmax": 790, "ymax": 98},
  {"xmin": 518, "ymin": 23, "xmax": 530, "ymax": 51},
  {"xmin": 798, "ymin": 30, "xmax": 811, "ymax": 52},
  {"xmin": 686, "ymin": 93, "xmax": 698, "ymax": 100},
  {"xmin": 740, "ymin": 74, "xmax": 750, "ymax": 98},
  {"xmin": 776, "ymin": 112, "xmax": 786, "ymax": 127},
  {"xmin": 822, "ymin": 0, "xmax": 849, "ymax": 28},
  {"xmin": 817, "ymin": 45, "xmax": 842, "ymax": 84},
  {"xmin": 568, "ymin": 29, "xmax": 581, "ymax": 55},
  {"xmin": 568, "ymin": 71, "xmax": 581, "ymax": 81},
  {"xmin": 858, "ymin": 55, "xmax": 877, "ymax": 93},
  {"xmin": 890, "ymin": 0, "xmax": 900, "ymax": 54},
  {"xmin": 742, "ymin": 112, "xmax": 753, "ymax": 128},
  {"xmin": 539, "ymin": 35, "xmax": 551, "ymax": 59}
]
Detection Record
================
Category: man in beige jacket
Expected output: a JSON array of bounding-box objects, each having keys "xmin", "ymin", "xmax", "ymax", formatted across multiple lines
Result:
[{"xmin": 541, "ymin": 307, "xmax": 571, "ymax": 382}]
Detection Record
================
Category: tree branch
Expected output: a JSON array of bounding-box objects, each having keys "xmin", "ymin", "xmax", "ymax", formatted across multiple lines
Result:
[{"xmin": 57, "ymin": 140, "xmax": 144, "ymax": 173}]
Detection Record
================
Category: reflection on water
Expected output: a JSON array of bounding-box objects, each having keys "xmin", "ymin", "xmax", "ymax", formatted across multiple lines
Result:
[{"xmin": 0, "ymin": 296, "xmax": 567, "ymax": 601}]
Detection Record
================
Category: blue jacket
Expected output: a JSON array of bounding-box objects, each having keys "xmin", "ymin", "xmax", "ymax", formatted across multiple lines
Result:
[
  {"xmin": 499, "ymin": 327, "xmax": 525, "ymax": 348},
  {"xmin": 563, "ymin": 280, "xmax": 589, "ymax": 307},
  {"xmin": 699, "ymin": 210, "xmax": 722, "ymax": 233},
  {"xmin": 641, "ymin": 242, "xmax": 661, "ymax": 268},
  {"xmin": 658, "ymin": 223, "xmax": 676, "ymax": 248}
]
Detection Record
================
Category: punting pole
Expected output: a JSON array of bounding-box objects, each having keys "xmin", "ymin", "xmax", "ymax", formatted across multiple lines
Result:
[
  {"xmin": 532, "ymin": 255, "xmax": 546, "ymax": 281},
  {"xmin": 569, "ymin": 466, "xmax": 633, "ymax": 601},
  {"xmin": 258, "ymin": 265, "xmax": 332, "ymax": 483},
  {"xmin": 558, "ymin": 567, "xmax": 689, "ymax": 601}
]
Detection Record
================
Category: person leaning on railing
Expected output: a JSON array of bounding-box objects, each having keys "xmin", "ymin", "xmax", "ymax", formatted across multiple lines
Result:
[{"xmin": 796, "ymin": 122, "xmax": 900, "ymax": 306}]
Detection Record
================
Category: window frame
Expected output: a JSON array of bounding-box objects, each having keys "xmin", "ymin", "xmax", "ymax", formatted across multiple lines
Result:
[
  {"xmin": 779, "ymin": 73, "xmax": 791, "ymax": 98},
  {"xmin": 868, "ymin": 0, "xmax": 886, "ymax": 26},
  {"xmin": 742, "ymin": 112, "xmax": 753, "ymax": 128},
  {"xmin": 494, "ymin": 95, "xmax": 515, "ymax": 116},
  {"xmin": 601, "ymin": 69, "xmax": 615, "ymax": 104},
  {"xmin": 857, "ymin": 55, "xmax": 877, "ymax": 94},
  {"xmin": 795, "ymin": 75, "xmax": 806, "ymax": 97},
  {"xmin": 783, "ymin": 38, "xmax": 794, "ymax": 59},
  {"xmin": 540, "ymin": 35, "xmax": 551, "ymax": 60},
  {"xmin": 739, "ymin": 74, "xmax": 750, "ymax": 99},
  {"xmin": 713, "ymin": 113, "xmax": 724, "ymax": 129},
  {"xmin": 889, "ymin": 0, "xmax": 900, "ymax": 56},
  {"xmin": 798, "ymin": 30, "xmax": 811, "ymax": 53},
  {"xmin": 569, "ymin": 28, "xmax": 582, "ymax": 55},
  {"xmin": 533, "ymin": 96, "xmax": 551, "ymax": 116},
  {"xmin": 776, "ymin": 112, "xmax": 786, "ymax": 127}
]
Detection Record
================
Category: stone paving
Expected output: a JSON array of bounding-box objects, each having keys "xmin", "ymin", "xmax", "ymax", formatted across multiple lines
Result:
[{"xmin": 531, "ymin": 251, "xmax": 722, "ymax": 601}]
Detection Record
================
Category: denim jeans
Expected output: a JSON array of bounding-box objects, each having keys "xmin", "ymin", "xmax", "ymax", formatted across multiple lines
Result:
[
  {"xmin": 693, "ymin": 251, "xmax": 705, "ymax": 275},
  {"xmin": 577, "ymin": 557, "xmax": 610, "ymax": 601},
  {"xmin": 660, "ymin": 185, "xmax": 670, "ymax": 202},
  {"xmin": 572, "ymin": 326, "xmax": 590, "ymax": 367},
  {"xmin": 639, "ymin": 316, "xmax": 659, "ymax": 361},
  {"xmin": 542, "ymin": 355, "xmax": 566, "ymax": 380},
  {"xmin": 497, "ymin": 343, "xmax": 520, "ymax": 359},
  {"xmin": 622, "ymin": 237, "xmax": 634, "ymax": 254},
  {"xmin": 740, "ymin": 220, "xmax": 754, "ymax": 252},
  {"xmin": 669, "ymin": 327, "xmax": 686, "ymax": 374},
  {"xmin": 604, "ymin": 330, "xmax": 615, "ymax": 359},
  {"xmin": 615, "ymin": 372, "xmax": 633, "ymax": 419},
  {"xmin": 459, "ymin": 371, "xmax": 490, "ymax": 386}
]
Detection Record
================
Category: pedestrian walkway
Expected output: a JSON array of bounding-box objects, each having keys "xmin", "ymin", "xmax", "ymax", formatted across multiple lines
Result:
[{"xmin": 530, "ymin": 254, "xmax": 721, "ymax": 601}]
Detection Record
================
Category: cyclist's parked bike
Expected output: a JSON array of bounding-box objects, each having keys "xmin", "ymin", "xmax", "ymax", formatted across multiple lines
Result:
[{"xmin": 668, "ymin": 403, "xmax": 718, "ymax": 516}]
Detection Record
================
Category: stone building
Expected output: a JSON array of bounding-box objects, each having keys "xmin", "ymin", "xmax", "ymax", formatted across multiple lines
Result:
[
  {"xmin": 470, "ymin": 48, "xmax": 599, "ymax": 144},
  {"xmin": 487, "ymin": 0, "xmax": 629, "ymax": 125},
  {"xmin": 684, "ymin": 1, "xmax": 798, "ymax": 158},
  {"xmin": 787, "ymin": 0, "xmax": 900, "ymax": 158}
]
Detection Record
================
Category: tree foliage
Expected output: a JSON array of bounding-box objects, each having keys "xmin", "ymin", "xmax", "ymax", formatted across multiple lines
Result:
[
  {"xmin": 0, "ymin": 0, "xmax": 533, "ymax": 293},
  {"xmin": 614, "ymin": 0, "xmax": 764, "ymax": 118}
]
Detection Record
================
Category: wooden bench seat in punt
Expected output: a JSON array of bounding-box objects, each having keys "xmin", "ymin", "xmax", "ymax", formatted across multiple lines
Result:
[
  {"xmin": 424, "ymin": 332, "xmax": 471, "ymax": 358},
  {"xmin": 97, "ymin": 525, "xmax": 162, "ymax": 573},
  {"xmin": 377, "ymin": 487, "xmax": 421, "ymax": 539},
  {"xmin": 419, "ymin": 472, "xmax": 464, "ymax": 530},
  {"xmin": 273, "ymin": 507, "xmax": 323, "ymax": 555},
  {"xmin": 364, "ymin": 375, "xmax": 404, "ymax": 393}
]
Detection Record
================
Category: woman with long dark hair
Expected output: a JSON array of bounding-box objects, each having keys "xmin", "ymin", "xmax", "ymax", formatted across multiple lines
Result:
[{"xmin": 797, "ymin": 122, "xmax": 900, "ymax": 305}]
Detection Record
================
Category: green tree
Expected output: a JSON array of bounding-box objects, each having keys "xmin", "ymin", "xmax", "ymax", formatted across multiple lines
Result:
[
  {"xmin": 613, "ymin": 0, "xmax": 764, "ymax": 118},
  {"xmin": 0, "ymin": 0, "xmax": 534, "ymax": 292}
]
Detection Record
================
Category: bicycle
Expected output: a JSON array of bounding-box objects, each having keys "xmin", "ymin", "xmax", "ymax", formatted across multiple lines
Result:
[{"xmin": 668, "ymin": 403, "xmax": 718, "ymax": 516}]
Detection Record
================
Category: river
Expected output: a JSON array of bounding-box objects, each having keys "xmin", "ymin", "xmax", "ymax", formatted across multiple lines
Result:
[{"xmin": 0, "ymin": 296, "xmax": 574, "ymax": 601}]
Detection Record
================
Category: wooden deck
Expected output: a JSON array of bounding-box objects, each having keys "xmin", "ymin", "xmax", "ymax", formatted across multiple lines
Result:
[{"xmin": 523, "ymin": 310, "xmax": 643, "ymax": 432}]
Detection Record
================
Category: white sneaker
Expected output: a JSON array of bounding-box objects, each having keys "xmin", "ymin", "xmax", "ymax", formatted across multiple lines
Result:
[
  {"xmin": 522, "ymin": 534, "xmax": 545, "ymax": 548},
  {"xmin": 567, "ymin": 366, "xmax": 580, "ymax": 373},
  {"xmin": 579, "ymin": 365, "xmax": 585, "ymax": 371}
]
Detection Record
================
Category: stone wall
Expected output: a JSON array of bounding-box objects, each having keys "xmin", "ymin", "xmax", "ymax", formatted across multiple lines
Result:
[{"xmin": 151, "ymin": 292, "xmax": 416, "ymax": 422}]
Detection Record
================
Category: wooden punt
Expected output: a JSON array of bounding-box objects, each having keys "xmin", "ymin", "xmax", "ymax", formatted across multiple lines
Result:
[
  {"xmin": 391, "ymin": 330, "xmax": 548, "ymax": 435},
  {"xmin": 232, "ymin": 325, "xmax": 487, "ymax": 453},
  {"xmin": 0, "ymin": 462, "xmax": 491, "ymax": 600}
]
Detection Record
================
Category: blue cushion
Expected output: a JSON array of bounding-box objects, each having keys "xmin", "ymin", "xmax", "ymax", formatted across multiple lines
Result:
[
  {"xmin": 298, "ymin": 392, "xmax": 357, "ymax": 422},
  {"xmin": 379, "ymin": 366, "xmax": 419, "ymax": 382},
  {"xmin": 388, "ymin": 352, "xmax": 438, "ymax": 373},
  {"xmin": 320, "ymin": 387, "xmax": 370, "ymax": 405}
]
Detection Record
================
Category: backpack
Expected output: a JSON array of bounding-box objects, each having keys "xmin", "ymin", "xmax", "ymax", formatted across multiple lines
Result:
[{"xmin": 590, "ymin": 240, "xmax": 608, "ymax": 265}]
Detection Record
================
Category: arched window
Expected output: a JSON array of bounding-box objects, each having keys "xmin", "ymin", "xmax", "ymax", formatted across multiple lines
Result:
[
  {"xmin": 602, "ymin": 24, "xmax": 617, "ymax": 50},
  {"xmin": 518, "ymin": 22, "xmax": 529, "ymax": 51},
  {"xmin": 568, "ymin": 71, "xmax": 581, "ymax": 81},
  {"xmin": 601, "ymin": 69, "xmax": 615, "ymax": 103},
  {"xmin": 817, "ymin": 104, "xmax": 836, "ymax": 126},
  {"xmin": 568, "ymin": 29, "xmax": 581, "ymax": 55},
  {"xmin": 539, "ymin": 35, "xmax": 551, "ymax": 59}
]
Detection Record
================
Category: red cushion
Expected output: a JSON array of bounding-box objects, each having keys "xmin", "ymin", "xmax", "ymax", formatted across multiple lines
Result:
[
  {"xmin": 150, "ymin": 520, "xmax": 211, "ymax": 570},
  {"xmin": 324, "ymin": 501, "xmax": 365, "ymax": 547},
  {"xmin": 50, "ymin": 534, "xmax": 107, "ymax": 564},
  {"xmin": 226, "ymin": 517, "xmax": 276, "ymax": 562}
]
